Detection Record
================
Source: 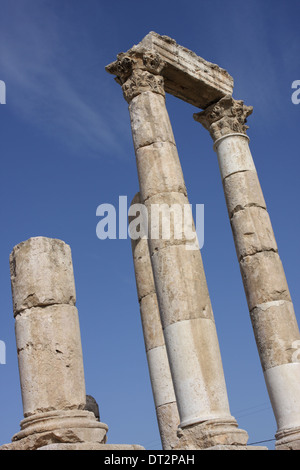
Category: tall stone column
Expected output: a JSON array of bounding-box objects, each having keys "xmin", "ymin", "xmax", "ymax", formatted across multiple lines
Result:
[
  {"xmin": 8, "ymin": 237, "xmax": 108, "ymax": 450},
  {"xmin": 195, "ymin": 95, "xmax": 300, "ymax": 450},
  {"xmin": 107, "ymin": 52, "xmax": 249, "ymax": 449},
  {"xmin": 129, "ymin": 193, "xmax": 180, "ymax": 450}
]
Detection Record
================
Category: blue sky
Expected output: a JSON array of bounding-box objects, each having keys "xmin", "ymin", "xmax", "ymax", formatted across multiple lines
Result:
[{"xmin": 0, "ymin": 0, "xmax": 299, "ymax": 450}]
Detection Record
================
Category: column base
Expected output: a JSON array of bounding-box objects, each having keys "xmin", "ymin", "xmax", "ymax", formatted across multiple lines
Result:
[
  {"xmin": 3, "ymin": 409, "xmax": 108, "ymax": 450},
  {"xmin": 175, "ymin": 417, "xmax": 249, "ymax": 450},
  {"xmin": 275, "ymin": 426, "xmax": 300, "ymax": 450}
]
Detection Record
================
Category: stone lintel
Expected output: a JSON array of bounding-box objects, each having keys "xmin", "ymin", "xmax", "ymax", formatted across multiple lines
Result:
[{"xmin": 106, "ymin": 31, "xmax": 234, "ymax": 109}]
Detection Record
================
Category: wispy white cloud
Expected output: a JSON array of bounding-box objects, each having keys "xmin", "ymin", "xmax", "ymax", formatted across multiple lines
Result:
[{"xmin": 0, "ymin": 1, "xmax": 128, "ymax": 158}]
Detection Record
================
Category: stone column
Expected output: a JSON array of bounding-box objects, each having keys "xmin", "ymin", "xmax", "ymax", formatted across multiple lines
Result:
[
  {"xmin": 195, "ymin": 95, "xmax": 300, "ymax": 450},
  {"xmin": 129, "ymin": 193, "xmax": 180, "ymax": 450},
  {"xmin": 107, "ymin": 52, "xmax": 249, "ymax": 449},
  {"xmin": 9, "ymin": 237, "xmax": 108, "ymax": 450}
]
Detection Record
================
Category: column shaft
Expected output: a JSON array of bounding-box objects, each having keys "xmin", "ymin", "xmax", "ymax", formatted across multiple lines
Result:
[
  {"xmin": 107, "ymin": 52, "xmax": 248, "ymax": 449},
  {"xmin": 130, "ymin": 193, "xmax": 180, "ymax": 450},
  {"xmin": 195, "ymin": 96, "xmax": 300, "ymax": 450},
  {"xmin": 9, "ymin": 237, "xmax": 108, "ymax": 449}
]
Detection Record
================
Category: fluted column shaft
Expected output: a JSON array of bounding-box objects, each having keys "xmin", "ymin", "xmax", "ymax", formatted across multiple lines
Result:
[
  {"xmin": 107, "ymin": 52, "xmax": 248, "ymax": 449},
  {"xmin": 195, "ymin": 96, "xmax": 300, "ymax": 450}
]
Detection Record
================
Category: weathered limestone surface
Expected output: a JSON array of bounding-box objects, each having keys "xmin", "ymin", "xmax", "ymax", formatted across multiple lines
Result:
[
  {"xmin": 1, "ymin": 439, "xmax": 144, "ymax": 451},
  {"xmin": 1, "ymin": 410, "xmax": 109, "ymax": 450},
  {"xmin": 175, "ymin": 418, "xmax": 251, "ymax": 450},
  {"xmin": 130, "ymin": 194, "xmax": 180, "ymax": 450},
  {"xmin": 10, "ymin": 238, "xmax": 85, "ymax": 415},
  {"xmin": 36, "ymin": 443, "xmax": 145, "ymax": 450},
  {"xmin": 162, "ymin": 319, "xmax": 240, "ymax": 435},
  {"xmin": 10, "ymin": 237, "xmax": 76, "ymax": 315},
  {"xmin": 3, "ymin": 237, "xmax": 144, "ymax": 451},
  {"xmin": 230, "ymin": 206, "xmax": 277, "ymax": 259},
  {"xmin": 146, "ymin": 192, "xmax": 197, "ymax": 253},
  {"xmin": 136, "ymin": 142, "xmax": 186, "ymax": 201},
  {"xmin": 194, "ymin": 95, "xmax": 253, "ymax": 142},
  {"xmin": 205, "ymin": 445, "xmax": 267, "ymax": 451},
  {"xmin": 15, "ymin": 304, "xmax": 85, "ymax": 416},
  {"xmin": 155, "ymin": 402, "xmax": 181, "ymax": 451},
  {"xmin": 250, "ymin": 301, "xmax": 299, "ymax": 370},
  {"xmin": 150, "ymin": 245, "xmax": 213, "ymax": 327},
  {"xmin": 107, "ymin": 31, "xmax": 234, "ymax": 108},
  {"xmin": 240, "ymin": 251, "xmax": 291, "ymax": 311},
  {"xmin": 129, "ymin": 92, "xmax": 173, "ymax": 145},
  {"xmin": 195, "ymin": 95, "xmax": 300, "ymax": 450},
  {"xmin": 223, "ymin": 170, "xmax": 266, "ymax": 218},
  {"xmin": 5, "ymin": 237, "xmax": 109, "ymax": 450},
  {"xmin": 107, "ymin": 48, "xmax": 248, "ymax": 449}
]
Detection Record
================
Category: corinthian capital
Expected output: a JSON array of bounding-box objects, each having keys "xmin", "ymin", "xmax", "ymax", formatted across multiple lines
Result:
[
  {"xmin": 106, "ymin": 51, "xmax": 165, "ymax": 102},
  {"xmin": 121, "ymin": 69, "xmax": 164, "ymax": 103},
  {"xmin": 194, "ymin": 95, "xmax": 253, "ymax": 142}
]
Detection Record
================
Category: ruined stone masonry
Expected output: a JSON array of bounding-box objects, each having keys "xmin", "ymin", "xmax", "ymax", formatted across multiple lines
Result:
[
  {"xmin": 1, "ymin": 32, "xmax": 299, "ymax": 451},
  {"xmin": 194, "ymin": 96, "xmax": 300, "ymax": 450},
  {"xmin": 106, "ymin": 32, "xmax": 300, "ymax": 450},
  {"xmin": 0, "ymin": 237, "xmax": 143, "ymax": 451}
]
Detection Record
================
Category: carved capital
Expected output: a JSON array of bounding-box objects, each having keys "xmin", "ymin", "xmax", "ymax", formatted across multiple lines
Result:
[
  {"xmin": 106, "ymin": 51, "xmax": 165, "ymax": 102},
  {"xmin": 194, "ymin": 95, "xmax": 253, "ymax": 142},
  {"xmin": 142, "ymin": 51, "xmax": 165, "ymax": 75},
  {"xmin": 122, "ymin": 69, "xmax": 165, "ymax": 103},
  {"xmin": 106, "ymin": 55, "xmax": 136, "ymax": 85}
]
